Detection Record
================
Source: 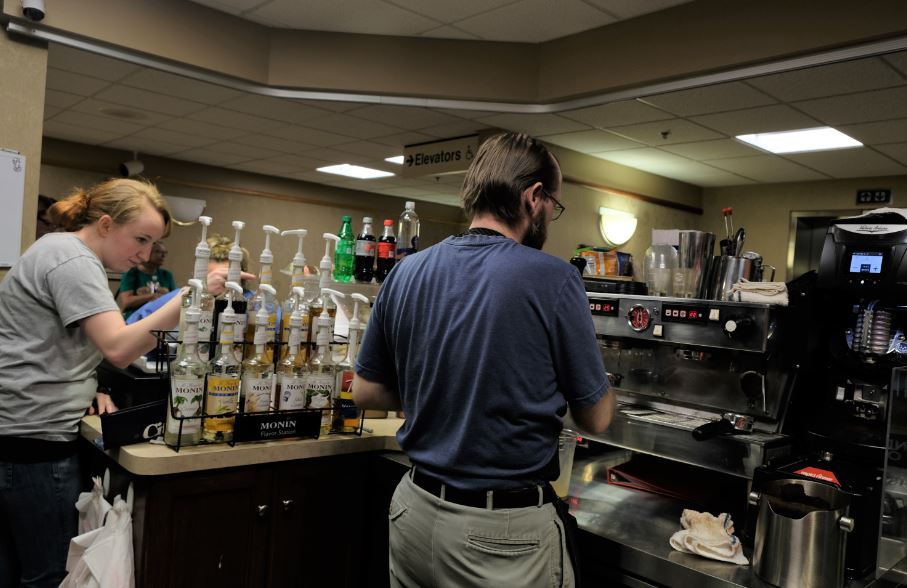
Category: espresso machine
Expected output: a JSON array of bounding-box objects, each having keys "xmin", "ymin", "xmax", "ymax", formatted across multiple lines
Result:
[
  {"xmin": 581, "ymin": 279, "xmax": 798, "ymax": 486},
  {"xmin": 748, "ymin": 209, "xmax": 907, "ymax": 581}
]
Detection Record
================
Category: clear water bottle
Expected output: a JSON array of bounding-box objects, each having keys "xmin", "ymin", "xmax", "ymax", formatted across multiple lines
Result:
[
  {"xmin": 396, "ymin": 201, "xmax": 419, "ymax": 260},
  {"xmin": 354, "ymin": 217, "xmax": 376, "ymax": 283},
  {"xmin": 644, "ymin": 244, "xmax": 678, "ymax": 296},
  {"xmin": 332, "ymin": 215, "xmax": 355, "ymax": 283}
]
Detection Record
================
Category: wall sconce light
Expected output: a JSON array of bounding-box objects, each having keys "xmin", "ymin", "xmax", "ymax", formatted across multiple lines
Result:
[
  {"xmin": 599, "ymin": 207, "xmax": 637, "ymax": 248},
  {"xmin": 165, "ymin": 195, "xmax": 207, "ymax": 226}
]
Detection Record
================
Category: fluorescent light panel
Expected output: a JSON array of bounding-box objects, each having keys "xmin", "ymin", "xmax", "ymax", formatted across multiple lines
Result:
[
  {"xmin": 316, "ymin": 164, "xmax": 394, "ymax": 179},
  {"xmin": 736, "ymin": 127, "xmax": 862, "ymax": 154},
  {"xmin": 385, "ymin": 155, "xmax": 404, "ymax": 164}
]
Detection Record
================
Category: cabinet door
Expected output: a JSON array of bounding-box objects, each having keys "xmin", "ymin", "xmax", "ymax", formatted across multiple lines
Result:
[
  {"xmin": 141, "ymin": 466, "xmax": 273, "ymax": 588},
  {"xmin": 267, "ymin": 455, "xmax": 367, "ymax": 587}
]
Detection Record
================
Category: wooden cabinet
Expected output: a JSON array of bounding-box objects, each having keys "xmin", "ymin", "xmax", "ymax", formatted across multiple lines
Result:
[{"xmin": 88, "ymin": 451, "xmax": 371, "ymax": 588}]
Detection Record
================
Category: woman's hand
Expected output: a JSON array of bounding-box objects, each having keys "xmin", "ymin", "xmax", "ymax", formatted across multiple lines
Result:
[
  {"xmin": 206, "ymin": 267, "xmax": 256, "ymax": 296},
  {"xmin": 87, "ymin": 391, "xmax": 118, "ymax": 415}
]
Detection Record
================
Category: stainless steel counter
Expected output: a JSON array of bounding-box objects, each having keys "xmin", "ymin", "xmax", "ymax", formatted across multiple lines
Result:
[{"xmin": 569, "ymin": 452, "xmax": 907, "ymax": 588}]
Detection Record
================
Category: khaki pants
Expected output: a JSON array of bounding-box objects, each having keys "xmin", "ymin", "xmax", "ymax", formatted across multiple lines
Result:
[{"xmin": 388, "ymin": 473, "xmax": 574, "ymax": 588}]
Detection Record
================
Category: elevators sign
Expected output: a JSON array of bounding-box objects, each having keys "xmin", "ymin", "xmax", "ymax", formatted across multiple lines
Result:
[{"xmin": 401, "ymin": 135, "xmax": 479, "ymax": 177}]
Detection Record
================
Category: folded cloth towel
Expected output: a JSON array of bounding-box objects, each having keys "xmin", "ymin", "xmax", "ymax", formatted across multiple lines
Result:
[
  {"xmin": 669, "ymin": 509, "xmax": 749, "ymax": 565},
  {"xmin": 731, "ymin": 279, "xmax": 788, "ymax": 306}
]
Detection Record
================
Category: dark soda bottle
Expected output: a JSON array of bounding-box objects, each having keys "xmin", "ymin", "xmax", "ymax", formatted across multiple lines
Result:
[
  {"xmin": 376, "ymin": 219, "xmax": 396, "ymax": 284},
  {"xmin": 353, "ymin": 216, "xmax": 376, "ymax": 283}
]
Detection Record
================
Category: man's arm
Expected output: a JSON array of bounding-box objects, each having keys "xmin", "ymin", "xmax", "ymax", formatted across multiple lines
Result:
[
  {"xmin": 570, "ymin": 390, "xmax": 616, "ymax": 435},
  {"xmin": 352, "ymin": 374, "xmax": 401, "ymax": 411}
]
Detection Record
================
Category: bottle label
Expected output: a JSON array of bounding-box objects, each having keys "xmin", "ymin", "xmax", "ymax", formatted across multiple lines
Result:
[
  {"xmin": 234, "ymin": 315, "xmax": 248, "ymax": 342},
  {"xmin": 205, "ymin": 376, "xmax": 240, "ymax": 416},
  {"xmin": 243, "ymin": 376, "xmax": 273, "ymax": 413},
  {"xmin": 279, "ymin": 375, "xmax": 307, "ymax": 409},
  {"xmin": 355, "ymin": 240, "xmax": 376, "ymax": 256},
  {"xmin": 254, "ymin": 327, "xmax": 269, "ymax": 346},
  {"xmin": 287, "ymin": 327, "xmax": 301, "ymax": 349},
  {"xmin": 260, "ymin": 268, "xmax": 272, "ymax": 285},
  {"xmin": 378, "ymin": 241, "xmax": 395, "ymax": 259},
  {"xmin": 168, "ymin": 378, "xmax": 203, "ymax": 435},
  {"xmin": 336, "ymin": 241, "xmax": 354, "ymax": 256},
  {"xmin": 183, "ymin": 326, "xmax": 199, "ymax": 346},
  {"xmin": 304, "ymin": 374, "xmax": 333, "ymax": 409},
  {"xmin": 193, "ymin": 258, "xmax": 209, "ymax": 281},
  {"xmin": 266, "ymin": 314, "xmax": 277, "ymax": 343}
]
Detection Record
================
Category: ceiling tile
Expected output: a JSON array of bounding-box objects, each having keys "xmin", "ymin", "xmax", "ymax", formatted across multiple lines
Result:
[
  {"xmin": 456, "ymin": 0, "xmax": 616, "ymax": 43},
  {"xmin": 301, "ymin": 146, "xmax": 372, "ymax": 165},
  {"xmin": 188, "ymin": 0, "xmax": 264, "ymax": 14},
  {"xmin": 640, "ymin": 82, "xmax": 777, "ymax": 116},
  {"xmin": 584, "ymin": 0, "xmax": 693, "ymax": 19},
  {"xmin": 47, "ymin": 46, "xmax": 140, "ymax": 81},
  {"xmin": 417, "ymin": 120, "xmax": 489, "ymax": 138},
  {"xmin": 435, "ymin": 108, "xmax": 500, "ymax": 120},
  {"xmin": 227, "ymin": 134, "xmax": 318, "ymax": 154},
  {"xmin": 348, "ymin": 105, "xmax": 464, "ymax": 131},
  {"xmin": 45, "ymin": 69, "xmax": 110, "ymax": 97},
  {"xmin": 231, "ymin": 159, "xmax": 310, "ymax": 176},
  {"xmin": 129, "ymin": 127, "xmax": 215, "ymax": 148},
  {"xmin": 561, "ymin": 100, "xmax": 672, "ymax": 128},
  {"xmin": 386, "ymin": 0, "xmax": 515, "ymax": 22},
  {"xmin": 120, "ymin": 69, "xmax": 244, "ymax": 105},
  {"xmin": 177, "ymin": 148, "xmax": 251, "ymax": 166},
  {"xmin": 882, "ymin": 51, "xmax": 907, "ymax": 78},
  {"xmin": 607, "ymin": 119, "xmax": 722, "ymax": 145},
  {"xmin": 94, "ymin": 85, "xmax": 207, "ymax": 116},
  {"xmin": 665, "ymin": 165, "xmax": 756, "ymax": 188},
  {"xmin": 332, "ymin": 140, "xmax": 401, "ymax": 159},
  {"xmin": 51, "ymin": 110, "xmax": 145, "ymax": 136},
  {"xmin": 419, "ymin": 26, "xmax": 482, "ymax": 40},
  {"xmin": 204, "ymin": 141, "xmax": 284, "ymax": 159},
  {"xmin": 542, "ymin": 129, "xmax": 643, "ymax": 152},
  {"xmin": 748, "ymin": 57, "xmax": 906, "ymax": 102},
  {"xmin": 44, "ymin": 105, "xmax": 62, "ymax": 120},
  {"xmin": 44, "ymin": 89, "xmax": 84, "ymax": 109},
  {"xmin": 295, "ymin": 99, "xmax": 362, "ymax": 112},
  {"xmin": 477, "ymin": 113, "xmax": 589, "ymax": 136},
  {"xmin": 704, "ymin": 154, "xmax": 829, "ymax": 183},
  {"xmin": 187, "ymin": 107, "xmax": 288, "ymax": 132},
  {"xmin": 300, "ymin": 113, "xmax": 403, "ymax": 139},
  {"xmin": 264, "ymin": 125, "xmax": 353, "ymax": 146},
  {"xmin": 102, "ymin": 137, "xmax": 188, "ymax": 157},
  {"xmin": 691, "ymin": 105, "xmax": 821, "ymax": 135},
  {"xmin": 268, "ymin": 154, "xmax": 334, "ymax": 169},
  {"xmin": 372, "ymin": 131, "xmax": 438, "ymax": 148},
  {"xmin": 871, "ymin": 143, "xmax": 907, "ymax": 166},
  {"xmin": 660, "ymin": 139, "xmax": 762, "ymax": 160},
  {"xmin": 793, "ymin": 86, "xmax": 907, "ymax": 126},
  {"xmin": 218, "ymin": 94, "xmax": 330, "ymax": 124},
  {"xmin": 43, "ymin": 120, "xmax": 124, "ymax": 145},
  {"xmin": 592, "ymin": 148, "xmax": 748, "ymax": 186},
  {"xmin": 158, "ymin": 118, "xmax": 248, "ymax": 140},
  {"xmin": 785, "ymin": 148, "xmax": 907, "ymax": 178},
  {"xmin": 250, "ymin": 0, "xmax": 441, "ymax": 35},
  {"xmin": 838, "ymin": 119, "xmax": 907, "ymax": 145},
  {"xmin": 71, "ymin": 98, "xmax": 173, "ymax": 126}
]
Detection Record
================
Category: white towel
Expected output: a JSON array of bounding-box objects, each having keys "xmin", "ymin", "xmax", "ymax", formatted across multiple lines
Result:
[
  {"xmin": 669, "ymin": 509, "xmax": 749, "ymax": 565},
  {"xmin": 730, "ymin": 279, "xmax": 788, "ymax": 306}
]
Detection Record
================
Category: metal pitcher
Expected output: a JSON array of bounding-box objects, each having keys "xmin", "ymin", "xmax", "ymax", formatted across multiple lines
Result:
[
  {"xmin": 674, "ymin": 231, "xmax": 715, "ymax": 298},
  {"xmin": 709, "ymin": 256, "xmax": 753, "ymax": 301},
  {"xmin": 741, "ymin": 251, "xmax": 776, "ymax": 282}
]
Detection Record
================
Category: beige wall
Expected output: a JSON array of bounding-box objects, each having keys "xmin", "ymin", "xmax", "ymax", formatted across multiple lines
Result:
[
  {"xmin": 702, "ymin": 176, "xmax": 907, "ymax": 282},
  {"xmin": 0, "ymin": 26, "xmax": 46, "ymax": 281}
]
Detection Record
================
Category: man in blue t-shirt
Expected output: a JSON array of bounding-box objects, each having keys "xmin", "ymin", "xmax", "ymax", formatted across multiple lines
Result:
[{"xmin": 354, "ymin": 132, "xmax": 615, "ymax": 588}]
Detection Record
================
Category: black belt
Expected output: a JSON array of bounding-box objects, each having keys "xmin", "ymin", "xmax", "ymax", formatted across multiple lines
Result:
[
  {"xmin": 0, "ymin": 437, "xmax": 79, "ymax": 463},
  {"xmin": 411, "ymin": 469, "xmax": 552, "ymax": 510}
]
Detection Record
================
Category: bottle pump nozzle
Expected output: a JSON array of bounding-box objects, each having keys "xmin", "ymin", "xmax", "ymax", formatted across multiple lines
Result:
[
  {"xmin": 224, "ymin": 281, "xmax": 244, "ymax": 318},
  {"xmin": 349, "ymin": 293, "xmax": 368, "ymax": 332},
  {"xmin": 228, "ymin": 221, "xmax": 245, "ymax": 284},
  {"xmin": 260, "ymin": 225, "xmax": 279, "ymax": 266},
  {"xmin": 192, "ymin": 216, "xmax": 213, "ymax": 281},
  {"xmin": 321, "ymin": 233, "xmax": 339, "ymax": 287},
  {"xmin": 255, "ymin": 284, "xmax": 277, "ymax": 325},
  {"xmin": 282, "ymin": 229, "xmax": 309, "ymax": 286},
  {"xmin": 186, "ymin": 279, "xmax": 205, "ymax": 321},
  {"xmin": 291, "ymin": 286, "xmax": 306, "ymax": 322}
]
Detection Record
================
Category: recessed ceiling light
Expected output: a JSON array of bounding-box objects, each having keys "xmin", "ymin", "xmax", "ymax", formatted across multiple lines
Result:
[
  {"xmin": 317, "ymin": 164, "xmax": 395, "ymax": 179},
  {"xmin": 736, "ymin": 127, "xmax": 862, "ymax": 154},
  {"xmin": 385, "ymin": 155, "xmax": 404, "ymax": 165}
]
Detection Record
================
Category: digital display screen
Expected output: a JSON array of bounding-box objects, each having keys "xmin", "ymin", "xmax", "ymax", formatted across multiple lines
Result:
[
  {"xmin": 849, "ymin": 251, "xmax": 883, "ymax": 274},
  {"xmin": 662, "ymin": 304, "xmax": 708, "ymax": 324},
  {"xmin": 589, "ymin": 299, "xmax": 619, "ymax": 317}
]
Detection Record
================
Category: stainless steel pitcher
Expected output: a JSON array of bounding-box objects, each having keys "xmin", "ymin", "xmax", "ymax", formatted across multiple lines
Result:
[
  {"xmin": 674, "ymin": 231, "xmax": 715, "ymax": 298},
  {"xmin": 709, "ymin": 256, "xmax": 753, "ymax": 301}
]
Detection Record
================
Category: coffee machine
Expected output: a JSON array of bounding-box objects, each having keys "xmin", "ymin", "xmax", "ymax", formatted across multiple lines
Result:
[{"xmin": 749, "ymin": 209, "xmax": 907, "ymax": 580}]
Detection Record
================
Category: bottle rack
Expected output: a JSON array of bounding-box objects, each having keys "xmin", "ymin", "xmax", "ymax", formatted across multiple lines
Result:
[{"xmin": 152, "ymin": 330, "xmax": 365, "ymax": 453}]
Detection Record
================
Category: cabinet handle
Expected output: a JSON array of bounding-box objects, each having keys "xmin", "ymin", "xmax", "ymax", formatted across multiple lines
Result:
[
  {"xmin": 282, "ymin": 499, "xmax": 294, "ymax": 512},
  {"xmin": 257, "ymin": 504, "xmax": 270, "ymax": 518}
]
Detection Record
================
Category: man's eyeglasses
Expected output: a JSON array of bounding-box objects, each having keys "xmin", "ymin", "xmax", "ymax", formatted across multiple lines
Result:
[{"xmin": 541, "ymin": 188, "xmax": 566, "ymax": 221}]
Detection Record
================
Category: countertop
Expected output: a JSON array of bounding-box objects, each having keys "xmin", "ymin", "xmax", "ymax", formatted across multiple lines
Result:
[{"xmin": 80, "ymin": 415, "xmax": 403, "ymax": 476}]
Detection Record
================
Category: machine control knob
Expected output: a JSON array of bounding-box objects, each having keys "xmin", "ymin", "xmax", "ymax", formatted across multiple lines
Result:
[
  {"xmin": 723, "ymin": 316, "xmax": 754, "ymax": 338},
  {"xmin": 839, "ymin": 516, "xmax": 855, "ymax": 533}
]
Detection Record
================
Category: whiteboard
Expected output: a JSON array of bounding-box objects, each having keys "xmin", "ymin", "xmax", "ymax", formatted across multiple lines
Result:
[{"xmin": 0, "ymin": 149, "xmax": 25, "ymax": 267}]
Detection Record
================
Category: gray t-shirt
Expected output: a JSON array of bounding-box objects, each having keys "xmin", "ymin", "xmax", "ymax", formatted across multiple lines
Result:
[{"xmin": 0, "ymin": 233, "xmax": 120, "ymax": 441}]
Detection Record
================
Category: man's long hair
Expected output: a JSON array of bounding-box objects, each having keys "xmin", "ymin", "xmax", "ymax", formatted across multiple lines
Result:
[{"xmin": 460, "ymin": 132, "xmax": 560, "ymax": 226}]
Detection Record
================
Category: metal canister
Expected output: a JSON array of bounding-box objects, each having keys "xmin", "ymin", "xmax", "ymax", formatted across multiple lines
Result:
[{"xmin": 750, "ymin": 479, "xmax": 854, "ymax": 588}]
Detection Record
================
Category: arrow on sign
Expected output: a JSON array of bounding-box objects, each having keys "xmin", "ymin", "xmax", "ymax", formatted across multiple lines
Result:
[{"xmin": 405, "ymin": 155, "xmax": 414, "ymax": 167}]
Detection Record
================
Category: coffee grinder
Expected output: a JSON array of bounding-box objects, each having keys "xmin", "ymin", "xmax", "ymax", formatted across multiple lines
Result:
[{"xmin": 748, "ymin": 209, "xmax": 907, "ymax": 581}]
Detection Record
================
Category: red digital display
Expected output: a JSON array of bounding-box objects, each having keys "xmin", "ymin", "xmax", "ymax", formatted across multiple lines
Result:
[
  {"xmin": 588, "ymin": 299, "xmax": 619, "ymax": 316},
  {"xmin": 662, "ymin": 304, "xmax": 708, "ymax": 324}
]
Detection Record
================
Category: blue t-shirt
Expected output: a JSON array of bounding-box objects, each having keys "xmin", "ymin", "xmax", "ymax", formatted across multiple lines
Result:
[
  {"xmin": 356, "ymin": 234, "xmax": 609, "ymax": 490},
  {"xmin": 126, "ymin": 288, "xmax": 256, "ymax": 325}
]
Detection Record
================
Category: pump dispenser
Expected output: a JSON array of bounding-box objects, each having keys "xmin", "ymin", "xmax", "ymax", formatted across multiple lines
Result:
[
  {"xmin": 334, "ymin": 292, "xmax": 368, "ymax": 433},
  {"xmin": 246, "ymin": 225, "xmax": 280, "ymax": 361},
  {"xmin": 277, "ymin": 286, "xmax": 308, "ymax": 410},
  {"xmin": 242, "ymin": 284, "xmax": 277, "ymax": 414},
  {"xmin": 227, "ymin": 221, "xmax": 248, "ymax": 359},
  {"xmin": 181, "ymin": 216, "xmax": 215, "ymax": 362},
  {"xmin": 280, "ymin": 229, "xmax": 309, "ymax": 361},
  {"xmin": 167, "ymin": 278, "xmax": 207, "ymax": 446},
  {"xmin": 203, "ymin": 281, "xmax": 244, "ymax": 443},
  {"xmin": 307, "ymin": 287, "xmax": 341, "ymax": 434},
  {"xmin": 309, "ymin": 233, "xmax": 339, "ymax": 346}
]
